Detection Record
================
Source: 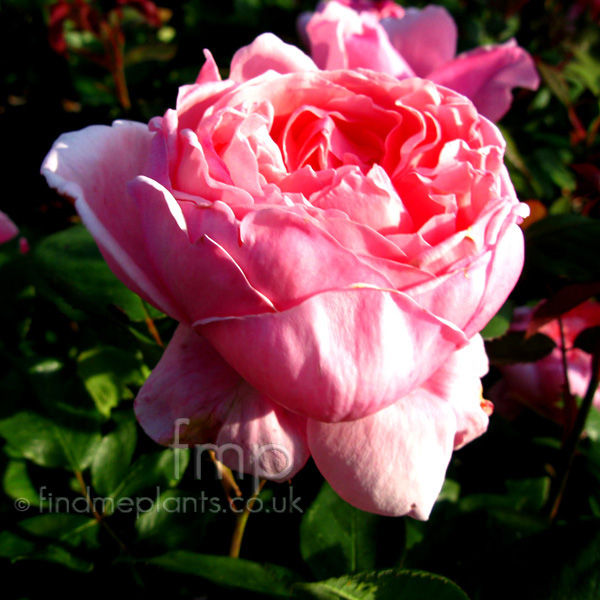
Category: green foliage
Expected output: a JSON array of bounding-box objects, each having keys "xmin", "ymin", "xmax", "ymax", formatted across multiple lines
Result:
[
  {"xmin": 33, "ymin": 225, "xmax": 161, "ymax": 322},
  {"xmin": 293, "ymin": 570, "xmax": 470, "ymax": 600},
  {"xmin": 300, "ymin": 483, "xmax": 403, "ymax": 579},
  {"xmin": 146, "ymin": 551, "xmax": 303, "ymax": 597}
]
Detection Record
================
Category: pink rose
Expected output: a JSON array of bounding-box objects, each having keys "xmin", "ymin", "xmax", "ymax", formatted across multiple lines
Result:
[
  {"xmin": 300, "ymin": 0, "xmax": 540, "ymax": 121},
  {"xmin": 0, "ymin": 210, "xmax": 19, "ymax": 245},
  {"xmin": 490, "ymin": 301, "xmax": 600, "ymax": 423},
  {"xmin": 42, "ymin": 33, "xmax": 527, "ymax": 518}
]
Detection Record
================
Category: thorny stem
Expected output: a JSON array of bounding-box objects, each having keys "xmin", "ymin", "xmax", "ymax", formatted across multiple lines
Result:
[
  {"xmin": 558, "ymin": 316, "xmax": 577, "ymax": 438},
  {"xmin": 548, "ymin": 340, "xmax": 600, "ymax": 520},
  {"xmin": 229, "ymin": 479, "xmax": 266, "ymax": 559},
  {"xmin": 74, "ymin": 469, "xmax": 129, "ymax": 554}
]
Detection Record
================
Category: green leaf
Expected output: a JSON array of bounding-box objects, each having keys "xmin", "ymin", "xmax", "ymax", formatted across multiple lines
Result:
[
  {"xmin": 485, "ymin": 331, "xmax": 556, "ymax": 365},
  {"xmin": 0, "ymin": 409, "xmax": 101, "ymax": 471},
  {"xmin": 91, "ymin": 416, "xmax": 137, "ymax": 497},
  {"xmin": 0, "ymin": 531, "xmax": 92, "ymax": 572},
  {"xmin": 480, "ymin": 300, "xmax": 515, "ymax": 340},
  {"xmin": 585, "ymin": 406, "xmax": 600, "ymax": 443},
  {"xmin": 538, "ymin": 62, "xmax": 571, "ymax": 106},
  {"xmin": 0, "ymin": 530, "xmax": 35, "ymax": 558},
  {"xmin": 2, "ymin": 460, "xmax": 44, "ymax": 506},
  {"xmin": 134, "ymin": 489, "xmax": 212, "ymax": 550},
  {"xmin": 481, "ymin": 519, "xmax": 600, "ymax": 600},
  {"xmin": 459, "ymin": 477, "xmax": 551, "ymax": 515},
  {"xmin": 77, "ymin": 346, "xmax": 147, "ymax": 417},
  {"xmin": 292, "ymin": 570, "xmax": 470, "ymax": 600},
  {"xmin": 110, "ymin": 448, "xmax": 189, "ymax": 503},
  {"xmin": 33, "ymin": 225, "xmax": 154, "ymax": 322},
  {"xmin": 18, "ymin": 514, "xmax": 98, "ymax": 548},
  {"xmin": 300, "ymin": 483, "xmax": 401, "ymax": 580},
  {"xmin": 524, "ymin": 215, "xmax": 600, "ymax": 283},
  {"xmin": 574, "ymin": 326, "xmax": 600, "ymax": 355},
  {"xmin": 145, "ymin": 551, "xmax": 303, "ymax": 598}
]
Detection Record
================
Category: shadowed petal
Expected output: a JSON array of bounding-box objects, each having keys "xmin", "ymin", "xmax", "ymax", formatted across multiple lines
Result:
[
  {"xmin": 135, "ymin": 325, "xmax": 309, "ymax": 480},
  {"xmin": 382, "ymin": 6, "xmax": 457, "ymax": 77},
  {"xmin": 0, "ymin": 211, "xmax": 19, "ymax": 244}
]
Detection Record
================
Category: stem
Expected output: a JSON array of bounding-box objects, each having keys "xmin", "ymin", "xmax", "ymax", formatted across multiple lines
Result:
[
  {"xmin": 548, "ymin": 342, "xmax": 600, "ymax": 520},
  {"xmin": 558, "ymin": 316, "xmax": 577, "ymax": 437},
  {"xmin": 140, "ymin": 299, "xmax": 164, "ymax": 347},
  {"xmin": 209, "ymin": 451, "xmax": 242, "ymax": 505},
  {"xmin": 74, "ymin": 469, "xmax": 129, "ymax": 554},
  {"xmin": 229, "ymin": 479, "xmax": 266, "ymax": 559},
  {"xmin": 100, "ymin": 20, "xmax": 131, "ymax": 111}
]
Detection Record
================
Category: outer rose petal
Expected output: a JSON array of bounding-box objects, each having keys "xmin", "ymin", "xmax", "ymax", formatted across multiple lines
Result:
[
  {"xmin": 308, "ymin": 334, "xmax": 490, "ymax": 518},
  {"xmin": 41, "ymin": 121, "xmax": 185, "ymax": 321},
  {"xmin": 135, "ymin": 325, "xmax": 309, "ymax": 480},
  {"xmin": 230, "ymin": 32, "xmax": 318, "ymax": 83},
  {"xmin": 431, "ymin": 39, "xmax": 540, "ymax": 122},
  {"xmin": 199, "ymin": 287, "xmax": 467, "ymax": 423},
  {"xmin": 382, "ymin": 6, "xmax": 457, "ymax": 78},
  {"xmin": 128, "ymin": 176, "xmax": 276, "ymax": 324},
  {"xmin": 0, "ymin": 211, "xmax": 19, "ymax": 244},
  {"xmin": 406, "ymin": 199, "xmax": 527, "ymax": 338}
]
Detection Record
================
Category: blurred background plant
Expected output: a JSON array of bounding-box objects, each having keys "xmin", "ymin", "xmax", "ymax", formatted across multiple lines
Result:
[{"xmin": 1, "ymin": 1, "xmax": 600, "ymax": 598}]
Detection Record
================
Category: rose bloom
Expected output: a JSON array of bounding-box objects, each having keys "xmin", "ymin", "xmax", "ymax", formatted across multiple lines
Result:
[
  {"xmin": 490, "ymin": 301, "xmax": 600, "ymax": 424},
  {"xmin": 299, "ymin": 0, "xmax": 540, "ymax": 122},
  {"xmin": 42, "ymin": 33, "xmax": 528, "ymax": 518}
]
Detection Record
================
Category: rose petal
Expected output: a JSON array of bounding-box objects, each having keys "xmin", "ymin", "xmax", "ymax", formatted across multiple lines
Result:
[
  {"xmin": 226, "ymin": 207, "xmax": 397, "ymax": 310},
  {"xmin": 0, "ymin": 210, "xmax": 19, "ymax": 244},
  {"xmin": 135, "ymin": 325, "xmax": 309, "ymax": 480},
  {"xmin": 306, "ymin": 1, "xmax": 414, "ymax": 77},
  {"xmin": 308, "ymin": 385, "xmax": 456, "ymax": 519},
  {"xmin": 382, "ymin": 6, "xmax": 457, "ymax": 77},
  {"xmin": 311, "ymin": 164, "xmax": 413, "ymax": 234},
  {"xmin": 40, "ymin": 120, "xmax": 187, "ymax": 320},
  {"xmin": 230, "ymin": 32, "xmax": 318, "ymax": 83},
  {"xmin": 128, "ymin": 176, "xmax": 276, "ymax": 324},
  {"xmin": 431, "ymin": 39, "xmax": 540, "ymax": 122},
  {"xmin": 199, "ymin": 287, "xmax": 467, "ymax": 423},
  {"xmin": 307, "ymin": 334, "xmax": 490, "ymax": 518}
]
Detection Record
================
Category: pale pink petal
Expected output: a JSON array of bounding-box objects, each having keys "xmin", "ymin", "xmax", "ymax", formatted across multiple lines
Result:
[
  {"xmin": 135, "ymin": 325, "xmax": 309, "ymax": 480},
  {"xmin": 310, "ymin": 164, "xmax": 413, "ymax": 234},
  {"xmin": 308, "ymin": 387, "xmax": 457, "ymax": 519},
  {"xmin": 308, "ymin": 334, "xmax": 490, "ymax": 518},
  {"xmin": 382, "ymin": 6, "xmax": 457, "ymax": 78},
  {"xmin": 406, "ymin": 251, "xmax": 491, "ymax": 336},
  {"xmin": 200, "ymin": 287, "xmax": 467, "ymax": 423},
  {"xmin": 195, "ymin": 49, "xmax": 221, "ymax": 84},
  {"xmin": 306, "ymin": 1, "xmax": 414, "ymax": 77},
  {"xmin": 227, "ymin": 207, "xmax": 396, "ymax": 311},
  {"xmin": 127, "ymin": 176, "xmax": 276, "ymax": 324},
  {"xmin": 40, "ymin": 121, "xmax": 185, "ymax": 320},
  {"xmin": 462, "ymin": 215, "xmax": 526, "ymax": 336},
  {"xmin": 428, "ymin": 333, "xmax": 490, "ymax": 448},
  {"xmin": 431, "ymin": 39, "xmax": 540, "ymax": 121},
  {"xmin": 0, "ymin": 211, "xmax": 19, "ymax": 244},
  {"xmin": 230, "ymin": 33, "xmax": 318, "ymax": 83}
]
